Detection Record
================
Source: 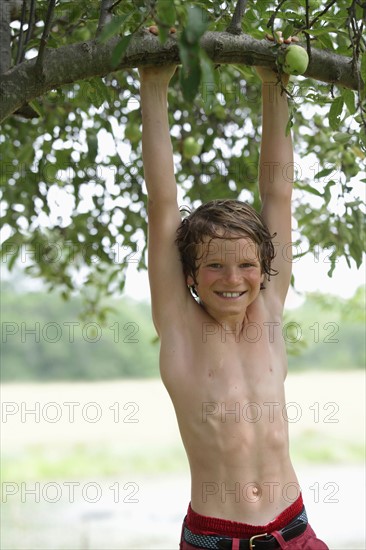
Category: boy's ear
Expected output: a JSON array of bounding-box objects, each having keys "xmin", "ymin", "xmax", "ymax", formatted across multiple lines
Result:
[
  {"xmin": 260, "ymin": 272, "xmax": 266, "ymax": 291},
  {"xmin": 187, "ymin": 275, "xmax": 194, "ymax": 287}
]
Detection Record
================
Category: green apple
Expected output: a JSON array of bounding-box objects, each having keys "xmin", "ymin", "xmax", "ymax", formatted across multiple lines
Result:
[
  {"xmin": 342, "ymin": 151, "xmax": 353, "ymax": 165},
  {"xmin": 183, "ymin": 137, "xmax": 202, "ymax": 159},
  {"xmin": 213, "ymin": 104, "xmax": 226, "ymax": 121},
  {"xmin": 282, "ymin": 45, "xmax": 309, "ymax": 76},
  {"xmin": 333, "ymin": 132, "xmax": 350, "ymax": 144}
]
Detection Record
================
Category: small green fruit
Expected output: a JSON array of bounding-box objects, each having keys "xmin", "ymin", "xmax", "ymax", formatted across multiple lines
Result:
[
  {"xmin": 333, "ymin": 132, "xmax": 350, "ymax": 144},
  {"xmin": 342, "ymin": 151, "xmax": 353, "ymax": 165},
  {"xmin": 183, "ymin": 137, "xmax": 202, "ymax": 159},
  {"xmin": 213, "ymin": 104, "xmax": 226, "ymax": 121},
  {"xmin": 282, "ymin": 45, "xmax": 309, "ymax": 76}
]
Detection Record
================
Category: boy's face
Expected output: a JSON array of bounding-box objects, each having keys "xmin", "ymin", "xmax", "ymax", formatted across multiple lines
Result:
[{"xmin": 187, "ymin": 235, "xmax": 265, "ymax": 322}]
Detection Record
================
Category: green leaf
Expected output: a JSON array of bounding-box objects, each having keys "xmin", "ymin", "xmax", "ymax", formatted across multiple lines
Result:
[
  {"xmin": 178, "ymin": 6, "xmax": 209, "ymax": 103},
  {"xmin": 157, "ymin": 0, "xmax": 176, "ymax": 43},
  {"xmin": 2, "ymin": 234, "xmax": 22, "ymax": 270},
  {"xmin": 85, "ymin": 80, "xmax": 102, "ymax": 108},
  {"xmin": 285, "ymin": 111, "xmax": 294, "ymax": 137},
  {"xmin": 313, "ymin": 168, "xmax": 334, "ymax": 179},
  {"xmin": 180, "ymin": 54, "xmax": 201, "ymax": 103},
  {"xmin": 184, "ymin": 5, "xmax": 209, "ymax": 45},
  {"xmin": 283, "ymin": 24, "xmax": 294, "ymax": 40},
  {"xmin": 28, "ymin": 100, "xmax": 43, "ymax": 118},
  {"xmin": 301, "ymin": 184, "xmax": 323, "ymax": 197},
  {"xmin": 342, "ymin": 89, "xmax": 356, "ymax": 115},
  {"xmin": 200, "ymin": 51, "xmax": 215, "ymax": 109},
  {"xmin": 315, "ymin": 33, "xmax": 335, "ymax": 51},
  {"xmin": 157, "ymin": 0, "xmax": 176, "ymax": 26},
  {"xmin": 88, "ymin": 77, "xmax": 111, "ymax": 104},
  {"xmin": 98, "ymin": 13, "xmax": 133, "ymax": 43},
  {"xmin": 358, "ymin": 131, "xmax": 366, "ymax": 151},
  {"xmin": 327, "ymin": 256, "xmax": 337, "ymax": 277},
  {"xmin": 55, "ymin": 149, "xmax": 71, "ymax": 170},
  {"xmin": 332, "ymin": 132, "xmax": 350, "ymax": 144},
  {"xmin": 111, "ymin": 35, "xmax": 132, "ymax": 67},
  {"xmin": 86, "ymin": 131, "xmax": 98, "ymax": 159},
  {"xmin": 328, "ymin": 96, "xmax": 344, "ymax": 130}
]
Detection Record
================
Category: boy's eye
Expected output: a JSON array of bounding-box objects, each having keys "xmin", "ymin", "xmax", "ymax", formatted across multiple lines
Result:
[
  {"xmin": 208, "ymin": 263, "xmax": 222, "ymax": 268},
  {"xmin": 240, "ymin": 263, "xmax": 254, "ymax": 268}
]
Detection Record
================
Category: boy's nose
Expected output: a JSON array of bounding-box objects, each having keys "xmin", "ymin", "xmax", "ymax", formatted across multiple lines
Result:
[{"xmin": 223, "ymin": 267, "xmax": 241, "ymax": 283}]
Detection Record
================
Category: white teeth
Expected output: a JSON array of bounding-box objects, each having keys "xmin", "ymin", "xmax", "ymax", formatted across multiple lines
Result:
[{"xmin": 219, "ymin": 292, "xmax": 243, "ymax": 298}]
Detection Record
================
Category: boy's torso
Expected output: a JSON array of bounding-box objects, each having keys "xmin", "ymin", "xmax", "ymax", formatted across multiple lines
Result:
[{"xmin": 159, "ymin": 295, "xmax": 299, "ymax": 525}]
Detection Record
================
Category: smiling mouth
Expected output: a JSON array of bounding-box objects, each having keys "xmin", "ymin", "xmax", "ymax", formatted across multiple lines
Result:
[{"xmin": 214, "ymin": 291, "xmax": 246, "ymax": 298}]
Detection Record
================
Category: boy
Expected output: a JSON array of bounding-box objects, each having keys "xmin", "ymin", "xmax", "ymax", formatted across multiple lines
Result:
[{"xmin": 138, "ymin": 29, "xmax": 328, "ymax": 550}]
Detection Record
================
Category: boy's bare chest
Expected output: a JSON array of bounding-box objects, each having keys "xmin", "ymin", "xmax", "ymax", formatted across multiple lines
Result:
[
  {"xmin": 194, "ymin": 317, "xmax": 285, "ymax": 370},
  {"xmin": 161, "ymin": 319, "xmax": 287, "ymax": 405}
]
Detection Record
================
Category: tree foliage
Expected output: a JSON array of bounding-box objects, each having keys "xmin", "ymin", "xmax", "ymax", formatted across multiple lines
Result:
[{"xmin": 0, "ymin": 0, "xmax": 365, "ymax": 318}]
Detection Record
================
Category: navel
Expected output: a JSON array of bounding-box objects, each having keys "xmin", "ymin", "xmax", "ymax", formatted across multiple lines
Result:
[{"xmin": 250, "ymin": 483, "xmax": 262, "ymax": 498}]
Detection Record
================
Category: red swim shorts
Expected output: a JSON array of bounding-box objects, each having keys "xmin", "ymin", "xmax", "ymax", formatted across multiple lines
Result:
[{"xmin": 179, "ymin": 496, "xmax": 329, "ymax": 549}]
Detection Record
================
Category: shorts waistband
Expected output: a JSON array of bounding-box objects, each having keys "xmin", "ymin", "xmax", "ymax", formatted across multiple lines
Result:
[{"xmin": 186, "ymin": 494, "xmax": 304, "ymax": 538}]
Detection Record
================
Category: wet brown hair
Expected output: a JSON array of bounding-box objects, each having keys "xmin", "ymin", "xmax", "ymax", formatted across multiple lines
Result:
[{"xmin": 175, "ymin": 199, "xmax": 278, "ymax": 291}]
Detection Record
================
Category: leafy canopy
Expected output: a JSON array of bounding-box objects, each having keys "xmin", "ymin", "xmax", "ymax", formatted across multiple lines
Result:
[{"xmin": 1, "ymin": 0, "xmax": 365, "ymax": 319}]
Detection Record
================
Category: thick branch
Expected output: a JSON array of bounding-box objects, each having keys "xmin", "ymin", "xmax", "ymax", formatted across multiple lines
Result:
[{"xmin": 0, "ymin": 30, "xmax": 360, "ymax": 122}]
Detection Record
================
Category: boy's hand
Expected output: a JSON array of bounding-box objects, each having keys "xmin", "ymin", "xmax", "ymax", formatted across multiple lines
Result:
[
  {"xmin": 255, "ymin": 66, "xmax": 287, "ymax": 84},
  {"xmin": 138, "ymin": 26, "xmax": 177, "ymax": 85},
  {"xmin": 255, "ymin": 32, "xmax": 299, "ymax": 85},
  {"xmin": 138, "ymin": 64, "xmax": 177, "ymax": 85}
]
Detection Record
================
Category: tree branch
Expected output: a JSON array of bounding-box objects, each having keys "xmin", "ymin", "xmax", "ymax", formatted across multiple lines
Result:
[
  {"xmin": 96, "ymin": 0, "xmax": 114, "ymax": 36},
  {"xmin": 347, "ymin": 0, "xmax": 366, "ymax": 129},
  {"xmin": 15, "ymin": 0, "xmax": 27, "ymax": 65},
  {"xmin": 35, "ymin": 0, "xmax": 56, "ymax": 70},
  {"xmin": 22, "ymin": 0, "xmax": 36, "ymax": 62},
  {"xmin": 0, "ymin": 0, "xmax": 12, "ymax": 74},
  {"xmin": 304, "ymin": 0, "xmax": 312, "ymax": 64},
  {"xmin": 226, "ymin": 0, "xmax": 249, "ymax": 35},
  {"xmin": 0, "ymin": 30, "xmax": 361, "ymax": 122}
]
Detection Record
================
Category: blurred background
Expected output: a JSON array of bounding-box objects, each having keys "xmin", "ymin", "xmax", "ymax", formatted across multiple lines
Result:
[{"xmin": 1, "ymin": 269, "xmax": 365, "ymax": 549}]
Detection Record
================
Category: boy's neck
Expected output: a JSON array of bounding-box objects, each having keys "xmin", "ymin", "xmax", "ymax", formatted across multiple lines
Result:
[{"xmin": 202, "ymin": 304, "xmax": 250, "ymax": 339}]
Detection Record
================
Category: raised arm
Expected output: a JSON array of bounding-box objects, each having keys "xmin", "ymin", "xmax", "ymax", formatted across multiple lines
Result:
[
  {"xmin": 139, "ymin": 64, "xmax": 190, "ymax": 334},
  {"xmin": 140, "ymin": 65, "xmax": 177, "ymax": 204},
  {"xmin": 256, "ymin": 65, "xmax": 294, "ymax": 306}
]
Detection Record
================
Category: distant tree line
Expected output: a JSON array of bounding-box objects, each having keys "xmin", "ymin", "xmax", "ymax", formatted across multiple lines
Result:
[{"xmin": 1, "ymin": 284, "xmax": 364, "ymax": 381}]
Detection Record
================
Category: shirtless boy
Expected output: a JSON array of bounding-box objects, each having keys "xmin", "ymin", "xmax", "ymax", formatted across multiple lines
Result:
[{"xmin": 138, "ymin": 30, "xmax": 328, "ymax": 550}]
